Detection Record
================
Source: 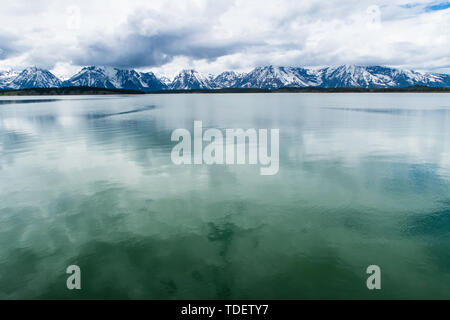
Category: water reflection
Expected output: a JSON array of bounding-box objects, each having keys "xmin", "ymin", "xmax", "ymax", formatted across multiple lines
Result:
[
  {"xmin": 0, "ymin": 99, "xmax": 61, "ymax": 105},
  {"xmin": 85, "ymin": 105, "xmax": 157, "ymax": 119},
  {"xmin": 0, "ymin": 93, "xmax": 449, "ymax": 299},
  {"xmin": 323, "ymin": 107, "xmax": 450, "ymax": 115}
]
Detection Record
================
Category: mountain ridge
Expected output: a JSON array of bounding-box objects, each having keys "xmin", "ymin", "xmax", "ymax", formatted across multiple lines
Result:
[
  {"xmin": 1, "ymin": 65, "xmax": 449, "ymax": 91},
  {"xmin": 61, "ymin": 66, "xmax": 168, "ymax": 92},
  {"xmin": 4, "ymin": 67, "xmax": 62, "ymax": 89}
]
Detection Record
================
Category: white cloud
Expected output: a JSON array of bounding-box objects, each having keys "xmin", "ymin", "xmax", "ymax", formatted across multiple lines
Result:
[{"xmin": 0, "ymin": 0, "xmax": 448, "ymax": 78}]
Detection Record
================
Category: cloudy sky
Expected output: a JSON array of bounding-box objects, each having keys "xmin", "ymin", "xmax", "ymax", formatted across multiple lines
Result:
[{"xmin": 0, "ymin": 0, "xmax": 449, "ymax": 79}]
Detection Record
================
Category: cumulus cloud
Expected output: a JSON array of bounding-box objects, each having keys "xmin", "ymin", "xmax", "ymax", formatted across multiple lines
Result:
[
  {"xmin": 72, "ymin": 26, "xmax": 254, "ymax": 68},
  {"xmin": 0, "ymin": 0, "xmax": 448, "ymax": 78},
  {"xmin": 0, "ymin": 32, "xmax": 26, "ymax": 60}
]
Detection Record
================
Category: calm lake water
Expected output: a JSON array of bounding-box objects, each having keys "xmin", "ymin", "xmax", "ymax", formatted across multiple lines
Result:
[{"xmin": 0, "ymin": 93, "xmax": 449, "ymax": 299}]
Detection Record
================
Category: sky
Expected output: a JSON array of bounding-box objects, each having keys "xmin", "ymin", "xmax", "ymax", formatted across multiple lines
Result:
[{"xmin": 0, "ymin": 0, "xmax": 449, "ymax": 79}]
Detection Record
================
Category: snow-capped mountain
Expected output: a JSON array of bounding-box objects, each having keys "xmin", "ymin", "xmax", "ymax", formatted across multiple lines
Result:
[
  {"xmin": 159, "ymin": 76, "xmax": 172, "ymax": 86},
  {"xmin": 0, "ymin": 70, "xmax": 20, "ymax": 89},
  {"xmin": 234, "ymin": 65, "xmax": 450, "ymax": 89},
  {"xmin": 62, "ymin": 66, "xmax": 116, "ymax": 89},
  {"xmin": 62, "ymin": 66, "xmax": 167, "ymax": 91},
  {"xmin": 1, "ymin": 65, "xmax": 449, "ymax": 91},
  {"xmin": 214, "ymin": 71, "xmax": 243, "ymax": 88},
  {"xmin": 170, "ymin": 69, "xmax": 214, "ymax": 90},
  {"xmin": 114, "ymin": 69, "xmax": 167, "ymax": 91},
  {"xmin": 238, "ymin": 66, "xmax": 321, "ymax": 89},
  {"xmin": 318, "ymin": 65, "xmax": 450, "ymax": 88},
  {"xmin": 371, "ymin": 66, "xmax": 450, "ymax": 88},
  {"xmin": 320, "ymin": 65, "xmax": 394, "ymax": 88},
  {"xmin": 7, "ymin": 67, "xmax": 61, "ymax": 89}
]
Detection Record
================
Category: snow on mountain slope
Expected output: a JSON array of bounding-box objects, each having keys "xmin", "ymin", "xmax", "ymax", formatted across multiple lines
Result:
[
  {"xmin": 0, "ymin": 70, "xmax": 20, "ymax": 89},
  {"xmin": 159, "ymin": 76, "xmax": 172, "ymax": 86},
  {"xmin": 2, "ymin": 65, "xmax": 449, "ymax": 91},
  {"xmin": 318, "ymin": 65, "xmax": 450, "ymax": 88},
  {"xmin": 382, "ymin": 67, "xmax": 450, "ymax": 87},
  {"xmin": 214, "ymin": 71, "xmax": 244, "ymax": 88},
  {"xmin": 318, "ymin": 65, "xmax": 393, "ymax": 88},
  {"xmin": 238, "ymin": 66, "xmax": 321, "ymax": 89},
  {"xmin": 62, "ymin": 66, "xmax": 117, "ymax": 89},
  {"xmin": 8, "ymin": 67, "xmax": 61, "ymax": 89},
  {"xmin": 115, "ymin": 69, "xmax": 167, "ymax": 91},
  {"xmin": 62, "ymin": 66, "xmax": 167, "ymax": 91},
  {"xmin": 170, "ymin": 69, "xmax": 214, "ymax": 90}
]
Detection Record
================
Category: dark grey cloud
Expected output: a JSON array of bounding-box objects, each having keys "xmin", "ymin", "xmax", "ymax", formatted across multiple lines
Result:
[
  {"xmin": 0, "ymin": 33, "xmax": 25, "ymax": 60},
  {"xmin": 70, "ymin": 6, "xmax": 258, "ymax": 69},
  {"xmin": 73, "ymin": 34, "xmax": 178, "ymax": 68},
  {"xmin": 72, "ymin": 32, "xmax": 251, "ymax": 68}
]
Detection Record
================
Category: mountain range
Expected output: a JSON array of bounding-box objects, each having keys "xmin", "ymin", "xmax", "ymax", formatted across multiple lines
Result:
[{"xmin": 1, "ymin": 65, "xmax": 449, "ymax": 91}]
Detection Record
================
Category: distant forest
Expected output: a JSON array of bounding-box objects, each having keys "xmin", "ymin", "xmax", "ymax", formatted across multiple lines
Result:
[{"xmin": 0, "ymin": 85, "xmax": 449, "ymax": 96}]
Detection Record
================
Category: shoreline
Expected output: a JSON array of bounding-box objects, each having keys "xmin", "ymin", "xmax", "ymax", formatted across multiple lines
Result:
[{"xmin": 1, "ymin": 86, "xmax": 449, "ymax": 96}]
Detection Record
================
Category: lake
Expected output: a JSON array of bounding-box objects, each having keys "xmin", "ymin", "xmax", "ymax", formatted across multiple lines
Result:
[{"xmin": 0, "ymin": 93, "xmax": 449, "ymax": 299}]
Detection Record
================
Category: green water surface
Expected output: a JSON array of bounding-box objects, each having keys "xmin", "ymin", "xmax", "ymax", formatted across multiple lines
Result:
[{"xmin": 0, "ymin": 93, "xmax": 449, "ymax": 299}]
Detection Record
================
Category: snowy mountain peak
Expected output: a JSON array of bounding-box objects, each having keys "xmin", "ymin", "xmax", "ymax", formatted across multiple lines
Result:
[
  {"xmin": 170, "ymin": 69, "xmax": 213, "ymax": 90},
  {"xmin": 0, "ymin": 70, "xmax": 20, "ymax": 89},
  {"xmin": 63, "ymin": 66, "xmax": 114, "ymax": 89},
  {"xmin": 62, "ymin": 66, "xmax": 167, "ymax": 91},
  {"xmin": 8, "ymin": 67, "xmax": 61, "ymax": 89},
  {"xmin": 159, "ymin": 76, "xmax": 172, "ymax": 86},
  {"xmin": 239, "ymin": 65, "xmax": 321, "ymax": 89},
  {"xmin": 318, "ymin": 65, "xmax": 450, "ymax": 88},
  {"xmin": 214, "ymin": 71, "xmax": 243, "ymax": 88},
  {"xmin": 1, "ymin": 65, "xmax": 449, "ymax": 91}
]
